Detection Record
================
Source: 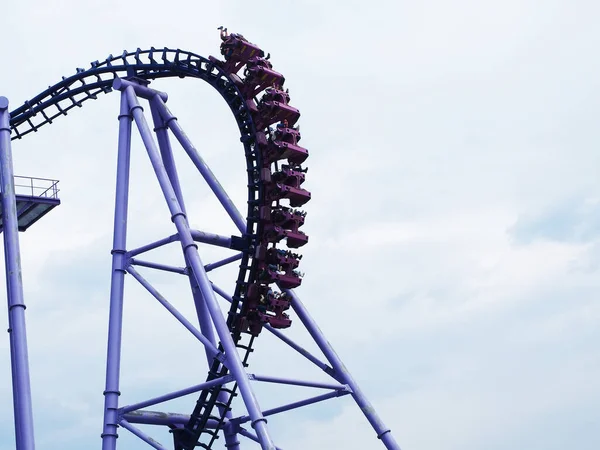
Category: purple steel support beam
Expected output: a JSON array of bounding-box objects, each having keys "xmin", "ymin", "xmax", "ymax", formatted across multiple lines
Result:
[
  {"xmin": 186, "ymin": 284, "xmax": 239, "ymax": 450},
  {"xmin": 127, "ymin": 231, "xmax": 231, "ymax": 258},
  {"xmin": 126, "ymin": 266, "xmax": 223, "ymax": 359},
  {"xmin": 122, "ymin": 410, "xmax": 218, "ymax": 427},
  {"xmin": 263, "ymin": 327, "xmax": 332, "ymax": 374},
  {"xmin": 185, "ymin": 264, "xmax": 219, "ymax": 365},
  {"xmin": 191, "ymin": 230, "xmax": 233, "ymax": 248},
  {"xmin": 250, "ymin": 373, "xmax": 348, "ymax": 391},
  {"xmin": 236, "ymin": 390, "xmax": 350, "ymax": 425},
  {"xmin": 148, "ymin": 96, "xmax": 239, "ymax": 449},
  {"xmin": 120, "ymin": 375, "xmax": 234, "ymax": 414},
  {"xmin": 149, "ymin": 94, "xmax": 186, "ymax": 215},
  {"xmin": 284, "ymin": 289, "xmax": 401, "ymax": 449},
  {"xmin": 8, "ymin": 334, "xmax": 22, "ymax": 447},
  {"xmin": 147, "ymin": 96, "xmax": 217, "ymax": 362},
  {"xmin": 210, "ymin": 283, "xmax": 234, "ymax": 303},
  {"xmin": 119, "ymin": 419, "xmax": 169, "ymax": 450},
  {"xmin": 153, "ymin": 97, "xmax": 247, "ymax": 233},
  {"xmin": 211, "ymin": 283, "xmax": 332, "ymax": 373},
  {"xmin": 127, "ymin": 234, "xmax": 180, "ymax": 257},
  {"xmin": 204, "ymin": 252, "xmax": 243, "ymax": 273},
  {"xmin": 0, "ymin": 96, "xmax": 35, "ymax": 450},
  {"xmin": 223, "ymin": 422, "xmax": 241, "ymax": 450},
  {"xmin": 237, "ymin": 428, "xmax": 283, "ymax": 450},
  {"xmin": 186, "ymin": 268, "xmax": 239, "ymax": 447},
  {"xmin": 122, "ymin": 86, "xmax": 276, "ymax": 450},
  {"xmin": 101, "ymin": 92, "xmax": 132, "ymax": 450},
  {"xmin": 129, "ymin": 258, "xmax": 187, "ymax": 274},
  {"xmin": 123, "ymin": 411, "xmax": 221, "ymax": 429}
]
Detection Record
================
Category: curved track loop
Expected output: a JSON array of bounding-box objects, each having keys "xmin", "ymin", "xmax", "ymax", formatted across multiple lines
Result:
[{"xmin": 10, "ymin": 38, "xmax": 310, "ymax": 449}]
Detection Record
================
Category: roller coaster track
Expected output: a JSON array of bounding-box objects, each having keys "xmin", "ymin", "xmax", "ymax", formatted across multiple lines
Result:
[{"xmin": 8, "ymin": 41, "xmax": 310, "ymax": 449}]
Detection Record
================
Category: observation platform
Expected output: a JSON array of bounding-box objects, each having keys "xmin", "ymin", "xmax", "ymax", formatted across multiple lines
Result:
[{"xmin": 0, "ymin": 176, "xmax": 60, "ymax": 232}]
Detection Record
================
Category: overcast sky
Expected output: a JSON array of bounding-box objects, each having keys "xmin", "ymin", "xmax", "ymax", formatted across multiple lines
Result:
[{"xmin": 0, "ymin": 1, "xmax": 599, "ymax": 449}]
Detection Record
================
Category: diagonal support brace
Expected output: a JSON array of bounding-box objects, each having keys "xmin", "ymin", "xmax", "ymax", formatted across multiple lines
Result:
[{"xmin": 120, "ymin": 85, "xmax": 277, "ymax": 450}]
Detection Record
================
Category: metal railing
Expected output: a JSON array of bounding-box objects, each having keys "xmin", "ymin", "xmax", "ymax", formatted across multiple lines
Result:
[{"xmin": 13, "ymin": 176, "xmax": 60, "ymax": 199}]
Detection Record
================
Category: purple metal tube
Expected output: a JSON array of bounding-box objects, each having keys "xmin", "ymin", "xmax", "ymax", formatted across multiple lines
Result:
[
  {"xmin": 188, "ymin": 279, "xmax": 240, "ymax": 450},
  {"xmin": 129, "ymin": 258, "xmax": 187, "ymax": 274},
  {"xmin": 187, "ymin": 266, "xmax": 220, "ymax": 364},
  {"xmin": 235, "ymin": 390, "xmax": 349, "ymax": 425},
  {"xmin": 153, "ymin": 97, "xmax": 247, "ymax": 233},
  {"xmin": 0, "ymin": 96, "xmax": 36, "ymax": 450},
  {"xmin": 127, "ymin": 234, "xmax": 179, "ymax": 257},
  {"xmin": 211, "ymin": 283, "xmax": 332, "ymax": 373},
  {"xmin": 223, "ymin": 421, "xmax": 241, "ymax": 450},
  {"xmin": 127, "ymin": 231, "xmax": 231, "ymax": 258},
  {"xmin": 8, "ymin": 332, "xmax": 22, "ymax": 447},
  {"xmin": 250, "ymin": 373, "xmax": 348, "ymax": 391},
  {"xmin": 1, "ymin": 104, "xmax": 23, "ymax": 449},
  {"xmin": 122, "ymin": 410, "xmax": 220, "ymax": 428},
  {"xmin": 284, "ymin": 289, "xmax": 401, "ymax": 449},
  {"xmin": 126, "ymin": 266, "xmax": 222, "ymax": 359},
  {"xmin": 148, "ymin": 96, "xmax": 238, "ymax": 449},
  {"xmin": 263, "ymin": 327, "xmax": 332, "ymax": 373},
  {"xmin": 237, "ymin": 428, "xmax": 283, "ymax": 450},
  {"xmin": 149, "ymin": 95, "xmax": 186, "ymax": 215},
  {"xmin": 124, "ymin": 87, "xmax": 276, "ymax": 450},
  {"xmin": 120, "ymin": 375, "xmax": 234, "ymax": 414},
  {"xmin": 191, "ymin": 230, "xmax": 233, "ymax": 248},
  {"xmin": 119, "ymin": 419, "xmax": 169, "ymax": 450},
  {"xmin": 147, "ymin": 96, "xmax": 217, "ymax": 361},
  {"xmin": 204, "ymin": 252, "xmax": 243, "ymax": 273},
  {"xmin": 101, "ymin": 92, "xmax": 132, "ymax": 450},
  {"xmin": 186, "ymin": 273, "xmax": 239, "ymax": 443}
]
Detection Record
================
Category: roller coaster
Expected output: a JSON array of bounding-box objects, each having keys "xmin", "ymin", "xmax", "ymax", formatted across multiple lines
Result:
[{"xmin": 0, "ymin": 31, "xmax": 401, "ymax": 450}]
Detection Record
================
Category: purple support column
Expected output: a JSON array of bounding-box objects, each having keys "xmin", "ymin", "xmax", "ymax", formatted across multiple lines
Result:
[
  {"xmin": 250, "ymin": 373, "xmax": 347, "ymax": 391},
  {"xmin": 0, "ymin": 96, "xmax": 35, "ymax": 450},
  {"xmin": 189, "ymin": 284, "xmax": 240, "ymax": 450},
  {"xmin": 123, "ymin": 87, "xmax": 276, "ymax": 450},
  {"xmin": 149, "ymin": 95, "xmax": 186, "ymax": 215},
  {"xmin": 285, "ymin": 289, "xmax": 402, "ymax": 450},
  {"xmin": 147, "ymin": 96, "xmax": 217, "ymax": 360},
  {"xmin": 101, "ymin": 91, "xmax": 132, "ymax": 450},
  {"xmin": 8, "ymin": 332, "xmax": 22, "ymax": 447},
  {"xmin": 148, "ymin": 97, "xmax": 239, "ymax": 449},
  {"xmin": 223, "ymin": 421, "xmax": 241, "ymax": 449},
  {"xmin": 153, "ymin": 97, "xmax": 247, "ymax": 233}
]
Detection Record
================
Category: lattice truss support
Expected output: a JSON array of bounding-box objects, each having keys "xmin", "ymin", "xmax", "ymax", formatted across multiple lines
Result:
[{"xmin": 94, "ymin": 79, "xmax": 401, "ymax": 450}]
